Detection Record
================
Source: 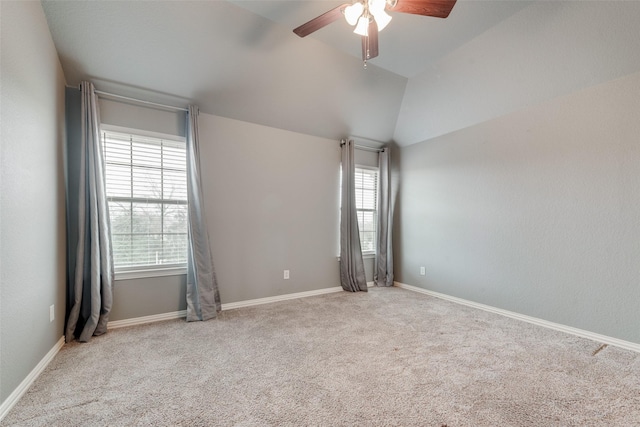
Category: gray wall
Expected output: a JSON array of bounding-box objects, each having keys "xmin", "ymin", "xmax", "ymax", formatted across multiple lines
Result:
[
  {"xmin": 94, "ymin": 102, "xmax": 342, "ymax": 319},
  {"xmin": 99, "ymin": 98, "xmax": 186, "ymax": 137},
  {"xmin": 395, "ymin": 70, "xmax": 640, "ymax": 344},
  {"xmin": 199, "ymin": 114, "xmax": 341, "ymax": 303},
  {"xmin": 353, "ymin": 148, "xmax": 379, "ymax": 169},
  {"xmin": 110, "ymin": 275, "xmax": 186, "ymax": 321},
  {"xmin": 0, "ymin": 1, "xmax": 67, "ymax": 404},
  {"xmin": 394, "ymin": 1, "xmax": 640, "ymax": 146}
]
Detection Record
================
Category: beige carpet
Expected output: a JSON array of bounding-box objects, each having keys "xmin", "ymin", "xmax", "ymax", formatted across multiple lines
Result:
[{"xmin": 3, "ymin": 287, "xmax": 640, "ymax": 426}]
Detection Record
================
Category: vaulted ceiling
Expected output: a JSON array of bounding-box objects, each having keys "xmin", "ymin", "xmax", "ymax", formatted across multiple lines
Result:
[
  {"xmin": 41, "ymin": 1, "xmax": 640, "ymax": 146},
  {"xmin": 228, "ymin": 1, "xmax": 530, "ymax": 78}
]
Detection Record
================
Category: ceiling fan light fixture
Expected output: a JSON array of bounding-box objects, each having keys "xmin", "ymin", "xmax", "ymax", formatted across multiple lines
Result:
[
  {"xmin": 368, "ymin": 0, "xmax": 386, "ymax": 14},
  {"xmin": 372, "ymin": 9, "xmax": 392, "ymax": 31},
  {"xmin": 353, "ymin": 16, "xmax": 369, "ymax": 36},
  {"xmin": 293, "ymin": 0, "xmax": 458, "ymax": 64},
  {"xmin": 344, "ymin": 2, "xmax": 364, "ymax": 26}
]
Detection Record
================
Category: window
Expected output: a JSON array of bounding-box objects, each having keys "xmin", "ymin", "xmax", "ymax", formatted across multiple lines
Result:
[
  {"xmin": 354, "ymin": 167, "xmax": 378, "ymax": 254},
  {"xmin": 102, "ymin": 127, "xmax": 188, "ymax": 273}
]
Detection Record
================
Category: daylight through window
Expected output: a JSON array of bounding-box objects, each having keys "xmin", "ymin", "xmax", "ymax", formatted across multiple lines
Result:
[
  {"xmin": 102, "ymin": 128, "xmax": 188, "ymax": 269},
  {"xmin": 355, "ymin": 167, "xmax": 378, "ymax": 253}
]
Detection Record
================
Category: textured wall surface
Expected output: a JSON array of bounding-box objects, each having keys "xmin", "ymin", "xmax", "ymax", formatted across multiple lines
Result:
[
  {"xmin": 109, "ymin": 275, "xmax": 187, "ymax": 321},
  {"xmin": 99, "ymin": 98, "xmax": 186, "ymax": 138},
  {"xmin": 0, "ymin": 1, "xmax": 67, "ymax": 403},
  {"xmin": 198, "ymin": 114, "xmax": 341, "ymax": 303},
  {"xmin": 395, "ymin": 71, "xmax": 640, "ymax": 344}
]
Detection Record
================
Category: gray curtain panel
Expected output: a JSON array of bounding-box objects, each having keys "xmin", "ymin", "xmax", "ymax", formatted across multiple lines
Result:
[
  {"xmin": 185, "ymin": 106, "xmax": 221, "ymax": 321},
  {"xmin": 65, "ymin": 81, "xmax": 114, "ymax": 343},
  {"xmin": 375, "ymin": 148, "xmax": 394, "ymax": 287},
  {"xmin": 340, "ymin": 139, "xmax": 368, "ymax": 292}
]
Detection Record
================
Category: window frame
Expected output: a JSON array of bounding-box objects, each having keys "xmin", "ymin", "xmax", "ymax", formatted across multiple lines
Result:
[
  {"xmin": 100, "ymin": 124, "xmax": 188, "ymax": 280},
  {"xmin": 354, "ymin": 165, "xmax": 379, "ymax": 257}
]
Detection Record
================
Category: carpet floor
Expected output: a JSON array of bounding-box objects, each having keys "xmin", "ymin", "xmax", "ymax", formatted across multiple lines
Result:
[{"xmin": 2, "ymin": 287, "xmax": 640, "ymax": 426}]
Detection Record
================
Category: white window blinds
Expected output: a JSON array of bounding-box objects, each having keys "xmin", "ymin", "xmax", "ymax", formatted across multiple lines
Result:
[
  {"xmin": 102, "ymin": 129, "xmax": 188, "ymax": 269},
  {"xmin": 354, "ymin": 167, "xmax": 378, "ymax": 253}
]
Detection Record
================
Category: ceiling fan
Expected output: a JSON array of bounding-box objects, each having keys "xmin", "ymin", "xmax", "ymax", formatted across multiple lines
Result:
[{"xmin": 293, "ymin": 0, "xmax": 457, "ymax": 66}]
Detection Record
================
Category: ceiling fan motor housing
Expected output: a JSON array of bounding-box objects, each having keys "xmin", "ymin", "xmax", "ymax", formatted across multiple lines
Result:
[{"xmin": 293, "ymin": 0, "xmax": 457, "ymax": 62}]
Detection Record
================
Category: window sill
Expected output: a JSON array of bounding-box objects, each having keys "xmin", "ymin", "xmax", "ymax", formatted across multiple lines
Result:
[
  {"xmin": 336, "ymin": 253, "xmax": 376, "ymax": 262},
  {"xmin": 115, "ymin": 266, "xmax": 187, "ymax": 281}
]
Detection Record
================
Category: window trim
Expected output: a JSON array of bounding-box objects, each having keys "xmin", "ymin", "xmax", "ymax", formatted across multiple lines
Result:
[
  {"xmin": 115, "ymin": 265, "xmax": 187, "ymax": 281},
  {"xmin": 101, "ymin": 124, "xmax": 186, "ymax": 144},
  {"xmin": 101, "ymin": 124, "xmax": 189, "ymax": 280}
]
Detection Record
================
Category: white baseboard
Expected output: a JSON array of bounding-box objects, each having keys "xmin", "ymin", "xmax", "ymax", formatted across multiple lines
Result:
[
  {"xmin": 107, "ymin": 286, "xmax": 346, "ymax": 328},
  {"xmin": 394, "ymin": 282, "xmax": 640, "ymax": 354},
  {"xmin": 108, "ymin": 310, "xmax": 187, "ymax": 329},
  {"xmin": 220, "ymin": 286, "xmax": 344, "ymax": 310},
  {"xmin": 0, "ymin": 336, "xmax": 65, "ymax": 422}
]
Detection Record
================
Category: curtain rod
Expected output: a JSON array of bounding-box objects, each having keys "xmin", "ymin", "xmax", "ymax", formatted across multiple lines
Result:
[
  {"xmin": 340, "ymin": 140, "xmax": 384, "ymax": 152},
  {"xmin": 68, "ymin": 84, "xmax": 188, "ymax": 112},
  {"xmin": 94, "ymin": 90, "xmax": 188, "ymax": 112},
  {"xmin": 355, "ymin": 144, "xmax": 384, "ymax": 153}
]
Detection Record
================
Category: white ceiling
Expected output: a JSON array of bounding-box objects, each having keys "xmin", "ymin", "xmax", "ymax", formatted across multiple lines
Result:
[
  {"xmin": 41, "ymin": 0, "xmax": 531, "ymax": 145},
  {"xmin": 229, "ymin": 0, "xmax": 531, "ymax": 78}
]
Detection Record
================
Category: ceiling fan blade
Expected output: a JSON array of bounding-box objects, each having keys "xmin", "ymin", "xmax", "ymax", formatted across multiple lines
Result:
[
  {"xmin": 388, "ymin": 0, "xmax": 457, "ymax": 18},
  {"xmin": 361, "ymin": 20, "xmax": 379, "ymax": 61},
  {"xmin": 293, "ymin": 3, "xmax": 350, "ymax": 37}
]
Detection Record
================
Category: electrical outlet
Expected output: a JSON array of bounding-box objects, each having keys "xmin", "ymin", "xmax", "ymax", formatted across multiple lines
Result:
[
  {"xmin": 419, "ymin": 266, "xmax": 426, "ymax": 276},
  {"xmin": 284, "ymin": 270, "xmax": 290, "ymax": 280},
  {"xmin": 50, "ymin": 305, "xmax": 55, "ymax": 322}
]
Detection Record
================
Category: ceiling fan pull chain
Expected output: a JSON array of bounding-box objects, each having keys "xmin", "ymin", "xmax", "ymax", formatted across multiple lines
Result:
[{"xmin": 362, "ymin": 33, "xmax": 370, "ymax": 67}]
